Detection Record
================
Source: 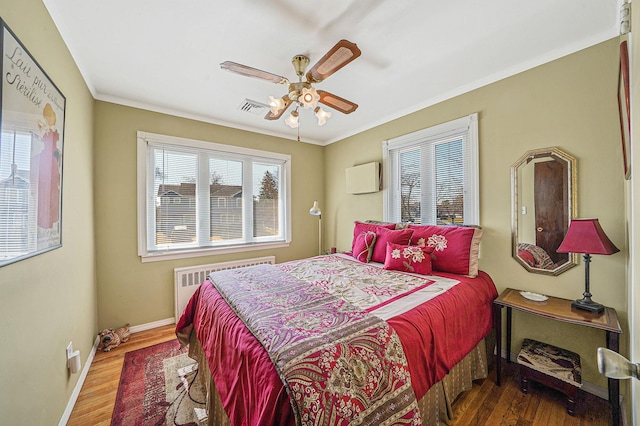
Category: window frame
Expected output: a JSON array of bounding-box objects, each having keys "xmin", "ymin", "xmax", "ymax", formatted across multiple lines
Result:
[
  {"xmin": 137, "ymin": 131, "xmax": 291, "ymax": 262},
  {"xmin": 382, "ymin": 113, "xmax": 479, "ymax": 225}
]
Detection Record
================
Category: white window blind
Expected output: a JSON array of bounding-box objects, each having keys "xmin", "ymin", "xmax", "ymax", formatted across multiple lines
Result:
[
  {"xmin": 152, "ymin": 148, "xmax": 198, "ymax": 249},
  {"xmin": 0, "ymin": 129, "xmax": 38, "ymax": 262},
  {"xmin": 137, "ymin": 132, "xmax": 291, "ymax": 261},
  {"xmin": 383, "ymin": 113, "xmax": 479, "ymax": 225}
]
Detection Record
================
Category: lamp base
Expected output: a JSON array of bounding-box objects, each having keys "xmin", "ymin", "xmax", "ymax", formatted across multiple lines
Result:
[{"xmin": 571, "ymin": 298, "xmax": 605, "ymax": 314}]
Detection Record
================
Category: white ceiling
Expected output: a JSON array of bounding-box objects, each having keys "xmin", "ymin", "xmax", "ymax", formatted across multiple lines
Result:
[{"xmin": 42, "ymin": 0, "xmax": 620, "ymax": 145}]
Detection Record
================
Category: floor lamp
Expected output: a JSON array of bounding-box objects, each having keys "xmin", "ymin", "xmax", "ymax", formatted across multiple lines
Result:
[{"xmin": 309, "ymin": 200, "xmax": 322, "ymax": 255}]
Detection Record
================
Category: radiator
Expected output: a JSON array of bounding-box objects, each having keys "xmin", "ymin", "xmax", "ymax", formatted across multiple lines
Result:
[{"xmin": 174, "ymin": 256, "xmax": 275, "ymax": 322}]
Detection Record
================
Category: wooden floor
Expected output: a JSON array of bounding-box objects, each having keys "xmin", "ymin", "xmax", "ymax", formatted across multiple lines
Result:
[
  {"xmin": 67, "ymin": 325, "xmax": 178, "ymax": 426},
  {"xmin": 68, "ymin": 325, "xmax": 612, "ymax": 425}
]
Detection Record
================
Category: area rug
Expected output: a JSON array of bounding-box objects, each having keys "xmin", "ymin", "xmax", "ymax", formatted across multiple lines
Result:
[{"xmin": 111, "ymin": 340, "xmax": 206, "ymax": 426}]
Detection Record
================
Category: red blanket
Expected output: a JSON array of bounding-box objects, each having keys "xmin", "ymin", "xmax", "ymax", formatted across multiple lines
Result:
[{"xmin": 176, "ymin": 264, "xmax": 497, "ymax": 425}]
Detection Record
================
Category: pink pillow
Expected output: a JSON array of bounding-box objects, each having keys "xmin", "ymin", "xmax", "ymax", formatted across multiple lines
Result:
[
  {"xmin": 351, "ymin": 221, "xmax": 395, "ymax": 253},
  {"xmin": 409, "ymin": 224, "xmax": 483, "ymax": 277},
  {"xmin": 384, "ymin": 243, "xmax": 434, "ymax": 275},
  {"xmin": 352, "ymin": 231, "xmax": 377, "ymax": 263},
  {"xmin": 371, "ymin": 227, "xmax": 414, "ymax": 263}
]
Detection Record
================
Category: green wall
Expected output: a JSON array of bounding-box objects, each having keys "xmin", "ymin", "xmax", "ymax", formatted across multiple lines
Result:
[
  {"xmin": 0, "ymin": 0, "xmax": 632, "ymax": 423},
  {"xmin": 0, "ymin": 0, "xmax": 96, "ymax": 424},
  {"xmin": 93, "ymin": 101, "xmax": 324, "ymax": 329},
  {"xmin": 325, "ymin": 38, "xmax": 627, "ymax": 390}
]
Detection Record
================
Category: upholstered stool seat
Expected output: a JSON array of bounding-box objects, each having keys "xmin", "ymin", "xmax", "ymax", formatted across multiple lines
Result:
[{"xmin": 517, "ymin": 338, "xmax": 582, "ymax": 416}]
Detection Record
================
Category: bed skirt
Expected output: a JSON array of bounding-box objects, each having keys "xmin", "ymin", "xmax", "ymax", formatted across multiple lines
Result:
[{"xmin": 187, "ymin": 330, "xmax": 495, "ymax": 426}]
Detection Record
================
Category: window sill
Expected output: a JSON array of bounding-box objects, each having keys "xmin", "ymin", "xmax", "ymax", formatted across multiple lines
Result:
[{"xmin": 139, "ymin": 241, "xmax": 290, "ymax": 263}]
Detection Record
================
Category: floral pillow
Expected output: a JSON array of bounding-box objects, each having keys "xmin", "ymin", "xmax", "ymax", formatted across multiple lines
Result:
[
  {"xmin": 517, "ymin": 249, "xmax": 536, "ymax": 267},
  {"xmin": 517, "ymin": 243, "xmax": 555, "ymax": 269},
  {"xmin": 371, "ymin": 227, "xmax": 414, "ymax": 263},
  {"xmin": 408, "ymin": 224, "xmax": 483, "ymax": 277},
  {"xmin": 352, "ymin": 231, "xmax": 377, "ymax": 263},
  {"xmin": 351, "ymin": 221, "xmax": 395, "ymax": 254},
  {"xmin": 383, "ymin": 242, "xmax": 434, "ymax": 275}
]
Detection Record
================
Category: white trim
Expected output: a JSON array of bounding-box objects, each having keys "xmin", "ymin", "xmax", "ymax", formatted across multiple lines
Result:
[
  {"xmin": 136, "ymin": 135, "xmax": 148, "ymax": 259},
  {"xmin": 72, "ymin": 30, "xmax": 616, "ymax": 148},
  {"xmin": 58, "ymin": 319, "xmax": 175, "ymax": 424},
  {"xmin": 140, "ymin": 240, "xmax": 290, "ymax": 263},
  {"xmin": 382, "ymin": 113, "xmax": 479, "ymax": 225},
  {"xmin": 136, "ymin": 131, "xmax": 292, "ymax": 260},
  {"xmin": 128, "ymin": 317, "xmax": 175, "ymax": 333},
  {"xmin": 58, "ymin": 336, "xmax": 99, "ymax": 426},
  {"xmin": 137, "ymin": 131, "xmax": 290, "ymax": 161},
  {"xmin": 384, "ymin": 114, "xmax": 476, "ymax": 149},
  {"xmin": 284, "ymin": 159, "xmax": 292, "ymax": 247},
  {"xmin": 467, "ymin": 114, "xmax": 480, "ymax": 224}
]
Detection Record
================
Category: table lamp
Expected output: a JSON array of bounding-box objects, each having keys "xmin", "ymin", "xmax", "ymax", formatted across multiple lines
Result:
[
  {"xmin": 556, "ymin": 218, "xmax": 619, "ymax": 313},
  {"xmin": 309, "ymin": 200, "xmax": 322, "ymax": 255}
]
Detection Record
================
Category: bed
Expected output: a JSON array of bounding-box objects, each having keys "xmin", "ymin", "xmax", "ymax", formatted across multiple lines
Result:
[{"xmin": 176, "ymin": 222, "xmax": 498, "ymax": 425}]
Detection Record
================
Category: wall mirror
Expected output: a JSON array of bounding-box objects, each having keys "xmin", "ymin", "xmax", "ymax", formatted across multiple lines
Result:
[{"xmin": 511, "ymin": 147, "xmax": 577, "ymax": 275}]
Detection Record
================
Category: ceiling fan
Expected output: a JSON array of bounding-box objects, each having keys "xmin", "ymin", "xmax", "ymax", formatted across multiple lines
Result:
[{"xmin": 220, "ymin": 39, "xmax": 361, "ymax": 129}]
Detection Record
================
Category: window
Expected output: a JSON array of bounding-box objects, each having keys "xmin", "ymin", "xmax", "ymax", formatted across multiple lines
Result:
[
  {"xmin": 137, "ymin": 132, "xmax": 291, "ymax": 261},
  {"xmin": 0, "ymin": 129, "xmax": 39, "ymax": 263},
  {"xmin": 383, "ymin": 113, "xmax": 479, "ymax": 225}
]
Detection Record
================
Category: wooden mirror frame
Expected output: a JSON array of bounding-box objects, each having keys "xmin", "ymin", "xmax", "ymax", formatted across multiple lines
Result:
[{"xmin": 511, "ymin": 147, "xmax": 578, "ymax": 275}]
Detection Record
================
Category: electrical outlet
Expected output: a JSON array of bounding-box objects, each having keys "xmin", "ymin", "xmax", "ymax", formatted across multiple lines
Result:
[
  {"xmin": 66, "ymin": 342, "xmax": 73, "ymax": 362},
  {"xmin": 66, "ymin": 341, "xmax": 82, "ymax": 373}
]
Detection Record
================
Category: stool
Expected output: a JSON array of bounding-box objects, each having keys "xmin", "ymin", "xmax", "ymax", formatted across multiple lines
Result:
[{"xmin": 517, "ymin": 338, "xmax": 582, "ymax": 416}]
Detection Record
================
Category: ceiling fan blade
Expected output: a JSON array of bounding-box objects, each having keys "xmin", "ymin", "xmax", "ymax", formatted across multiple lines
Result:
[
  {"xmin": 317, "ymin": 90, "xmax": 358, "ymax": 114},
  {"xmin": 306, "ymin": 40, "xmax": 361, "ymax": 83},
  {"xmin": 220, "ymin": 61, "xmax": 289, "ymax": 85},
  {"xmin": 264, "ymin": 96, "xmax": 293, "ymax": 120}
]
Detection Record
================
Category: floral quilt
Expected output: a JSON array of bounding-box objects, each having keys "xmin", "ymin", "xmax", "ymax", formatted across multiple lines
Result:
[
  {"xmin": 278, "ymin": 254, "xmax": 460, "ymax": 320},
  {"xmin": 208, "ymin": 264, "xmax": 421, "ymax": 426}
]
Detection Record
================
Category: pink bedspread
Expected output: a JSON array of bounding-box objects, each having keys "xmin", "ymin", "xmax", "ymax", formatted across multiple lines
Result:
[
  {"xmin": 387, "ymin": 270, "xmax": 497, "ymax": 397},
  {"xmin": 176, "ymin": 258, "xmax": 497, "ymax": 426}
]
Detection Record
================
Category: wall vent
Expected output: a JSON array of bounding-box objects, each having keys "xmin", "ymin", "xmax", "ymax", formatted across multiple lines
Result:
[{"xmin": 238, "ymin": 99, "xmax": 269, "ymax": 116}]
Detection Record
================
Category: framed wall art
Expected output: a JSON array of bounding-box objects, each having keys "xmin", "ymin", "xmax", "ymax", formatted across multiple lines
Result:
[
  {"xmin": 618, "ymin": 39, "xmax": 631, "ymax": 180},
  {"xmin": 0, "ymin": 19, "xmax": 66, "ymax": 267}
]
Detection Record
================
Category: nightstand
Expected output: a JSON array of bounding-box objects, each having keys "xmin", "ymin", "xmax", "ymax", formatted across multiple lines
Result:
[{"xmin": 493, "ymin": 288, "xmax": 622, "ymax": 425}]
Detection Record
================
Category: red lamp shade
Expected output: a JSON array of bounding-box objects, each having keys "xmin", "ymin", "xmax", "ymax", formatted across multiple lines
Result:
[{"xmin": 557, "ymin": 218, "xmax": 619, "ymax": 255}]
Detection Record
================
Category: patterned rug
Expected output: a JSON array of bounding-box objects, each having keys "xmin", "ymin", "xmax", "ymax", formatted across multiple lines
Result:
[{"xmin": 111, "ymin": 340, "xmax": 206, "ymax": 426}]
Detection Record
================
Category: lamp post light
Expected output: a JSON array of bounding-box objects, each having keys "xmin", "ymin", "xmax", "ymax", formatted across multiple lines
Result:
[{"xmin": 309, "ymin": 200, "xmax": 322, "ymax": 256}]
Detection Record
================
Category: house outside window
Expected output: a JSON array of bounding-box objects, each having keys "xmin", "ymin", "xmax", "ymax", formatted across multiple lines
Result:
[
  {"xmin": 137, "ymin": 132, "xmax": 291, "ymax": 262},
  {"xmin": 0, "ymin": 130, "xmax": 37, "ymax": 261},
  {"xmin": 383, "ymin": 113, "xmax": 479, "ymax": 225}
]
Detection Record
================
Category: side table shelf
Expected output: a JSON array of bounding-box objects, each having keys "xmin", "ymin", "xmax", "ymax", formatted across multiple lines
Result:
[{"xmin": 493, "ymin": 288, "xmax": 622, "ymax": 426}]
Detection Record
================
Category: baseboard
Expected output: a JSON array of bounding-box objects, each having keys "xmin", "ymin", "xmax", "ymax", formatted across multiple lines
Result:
[
  {"xmin": 60, "ymin": 329, "xmax": 622, "ymax": 424},
  {"xmin": 58, "ymin": 318, "xmax": 175, "ymax": 425},
  {"xmin": 58, "ymin": 335, "xmax": 100, "ymax": 426},
  {"xmin": 129, "ymin": 317, "xmax": 175, "ymax": 334}
]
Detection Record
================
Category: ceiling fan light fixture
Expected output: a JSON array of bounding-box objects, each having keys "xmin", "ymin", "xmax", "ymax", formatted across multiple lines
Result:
[
  {"xmin": 285, "ymin": 110, "xmax": 300, "ymax": 128},
  {"xmin": 299, "ymin": 87, "xmax": 320, "ymax": 109},
  {"xmin": 314, "ymin": 106, "xmax": 331, "ymax": 126},
  {"xmin": 268, "ymin": 95, "xmax": 286, "ymax": 114},
  {"xmin": 221, "ymin": 40, "xmax": 360, "ymax": 132}
]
